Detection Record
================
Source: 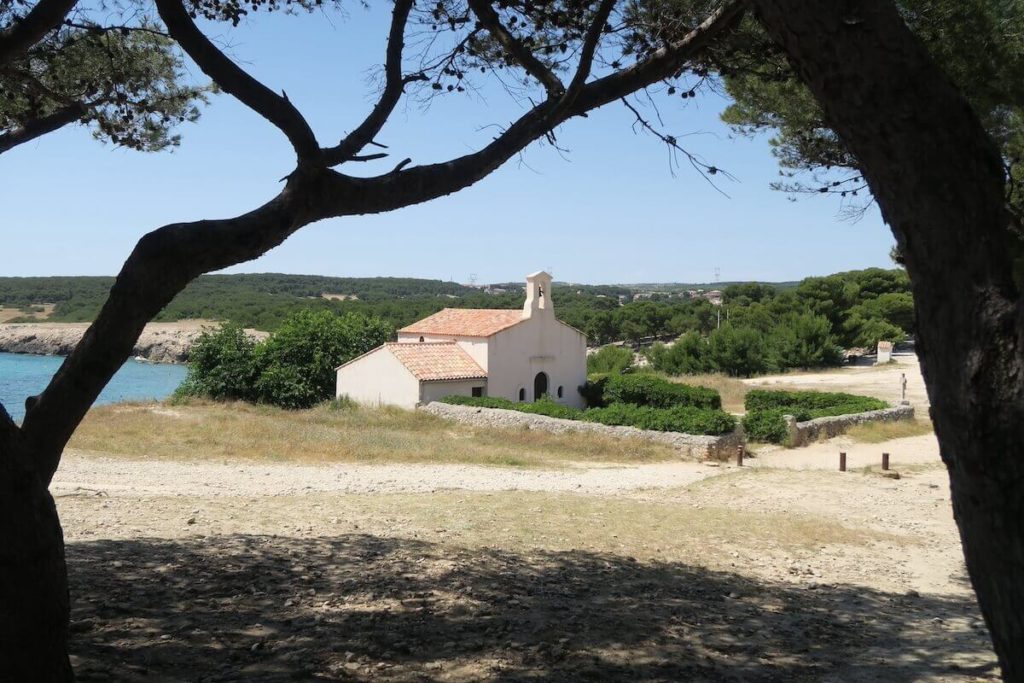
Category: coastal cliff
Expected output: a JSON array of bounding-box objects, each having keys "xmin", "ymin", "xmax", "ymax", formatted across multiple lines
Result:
[{"xmin": 0, "ymin": 323, "xmax": 267, "ymax": 363}]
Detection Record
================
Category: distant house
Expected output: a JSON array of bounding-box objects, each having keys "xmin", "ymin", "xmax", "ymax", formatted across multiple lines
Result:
[{"xmin": 336, "ymin": 271, "xmax": 587, "ymax": 409}]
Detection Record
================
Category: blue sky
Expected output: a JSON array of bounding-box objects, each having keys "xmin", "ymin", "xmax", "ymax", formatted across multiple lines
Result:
[{"xmin": 1, "ymin": 4, "xmax": 896, "ymax": 285}]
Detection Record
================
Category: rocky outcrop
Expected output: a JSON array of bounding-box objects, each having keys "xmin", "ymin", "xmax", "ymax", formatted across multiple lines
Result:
[
  {"xmin": 0, "ymin": 323, "xmax": 267, "ymax": 363},
  {"xmin": 420, "ymin": 401, "xmax": 742, "ymax": 461}
]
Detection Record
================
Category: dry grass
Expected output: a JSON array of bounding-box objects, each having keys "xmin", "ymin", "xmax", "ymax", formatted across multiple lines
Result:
[
  {"xmin": 0, "ymin": 303, "xmax": 55, "ymax": 322},
  {"xmin": 666, "ymin": 373, "xmax": 750, "ymax": 413},
  {"xmin": 846, "ymin": 419, "xmax": 934, "ymax": 444},
  {"xmin": 70, "ymin": 399, "xmax": 679, "ymax": 467}
]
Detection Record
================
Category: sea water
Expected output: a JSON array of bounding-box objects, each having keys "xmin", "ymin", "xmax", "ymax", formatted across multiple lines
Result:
[{"xmin": 0, "ymin": 352, "xmax": 187, "ymax": 423}]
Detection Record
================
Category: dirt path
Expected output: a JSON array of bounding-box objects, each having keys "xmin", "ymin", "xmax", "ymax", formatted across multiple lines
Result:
[
  {"xmin": 53, "ymin": 426, "xmax": 999, "ymax": 682},
  {"xmin": 54, "ymin": 431, "xmax": 940, "ymax": 498}
]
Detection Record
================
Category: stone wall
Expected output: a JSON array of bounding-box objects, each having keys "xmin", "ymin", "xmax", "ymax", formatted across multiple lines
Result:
[
  {"xmin": 420, "ymin": 401, "xmax": 742, "ymax": 461},
  {"xmin": 784, "ymin": 404, "xmax": 915, "ymax": 447}
]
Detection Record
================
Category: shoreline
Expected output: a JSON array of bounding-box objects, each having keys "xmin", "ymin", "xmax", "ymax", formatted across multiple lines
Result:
[{"xmin": 0, "ymin": 322, "xmax": 267, "ymax": 363}]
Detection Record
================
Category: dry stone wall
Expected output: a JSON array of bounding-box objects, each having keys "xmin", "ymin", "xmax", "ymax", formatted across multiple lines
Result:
[
  {"xmin": 420, "ymin": 401, "xmax": 741, "ymax": 461},
  {"xmin": 784, "ymin": 404, "xmax": 916, "ymax": 447}
]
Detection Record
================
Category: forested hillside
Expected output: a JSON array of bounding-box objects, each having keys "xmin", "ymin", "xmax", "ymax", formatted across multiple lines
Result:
[{"xmin": 0, "ymin": 269, "xmax": 914, "ymax": 371}]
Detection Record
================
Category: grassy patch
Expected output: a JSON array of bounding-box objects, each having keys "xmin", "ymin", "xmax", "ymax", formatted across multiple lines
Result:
[
  {"xmin": 846, "ymin": 419, "xmax": 934, "ymax": 444},
  {"xmin": 70, "ymin": 399, "xmax": 679, "ymax": 467}
]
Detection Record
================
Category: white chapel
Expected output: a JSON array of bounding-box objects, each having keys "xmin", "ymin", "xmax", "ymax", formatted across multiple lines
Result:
[{"xmin": 335, "ymin": 271, "xmax": 587, "ymax": 409}]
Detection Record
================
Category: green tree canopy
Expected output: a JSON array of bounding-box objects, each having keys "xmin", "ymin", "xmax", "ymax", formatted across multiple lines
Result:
[{"xmin": 0, "ymin": 8, "xmax": 207, "ymax": 153}]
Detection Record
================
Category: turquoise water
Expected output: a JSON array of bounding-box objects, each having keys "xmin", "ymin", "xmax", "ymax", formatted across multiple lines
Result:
[{"xmin": 0, "ymin": 352, "xmax": 187, "ymax": 423}]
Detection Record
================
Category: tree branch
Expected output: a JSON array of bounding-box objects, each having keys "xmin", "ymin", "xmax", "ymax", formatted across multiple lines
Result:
[
  {"xmin": 465, "ymin": 0, "xmax": 565, "ymax": 97},
  {"xmin": 22, "ymin": 0, "xmax": 748, "ymax": 483},
  {"xmin": 349, "ymin": 0, "xmax": 750, "ymax": 210},
  {"xmin": 320, "ymin": 0, "xmax": 415, "ymax": 166},
  {"xmin": 154, "ymin": 0, "xmax": 320, "ymax": 163},
  {"xmin": 0, "ymin": 0, "xmax": 78, "ymax": 66},
  {"xmin": 560, "ymin": 0, "xmax": 617, "ymax": 107},
  {"xmin": 0, "ymin": 101, "xmax": 87, "ymax": 155}
]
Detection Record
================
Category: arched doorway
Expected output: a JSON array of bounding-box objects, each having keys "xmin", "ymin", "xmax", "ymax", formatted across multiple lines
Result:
[{"xmin": 533, "ymin": 372, "xmax": 549, "ymax": 401}]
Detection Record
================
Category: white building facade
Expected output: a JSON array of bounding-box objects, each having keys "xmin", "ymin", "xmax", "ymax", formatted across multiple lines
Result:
[{"xmin": 336, "ymin": 271, "xmax": 588, "ymax": 409}]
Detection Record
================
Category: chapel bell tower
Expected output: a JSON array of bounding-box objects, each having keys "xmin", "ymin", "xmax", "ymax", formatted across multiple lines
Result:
[{"xmin": 523, "ymin": 271, "xmax": 554, "ymax": 319}]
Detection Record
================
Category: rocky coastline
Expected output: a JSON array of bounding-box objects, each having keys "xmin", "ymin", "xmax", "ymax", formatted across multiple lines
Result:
[{"xmin": 0, "ymin": 322, "xmax": 267, "ymax": 363}]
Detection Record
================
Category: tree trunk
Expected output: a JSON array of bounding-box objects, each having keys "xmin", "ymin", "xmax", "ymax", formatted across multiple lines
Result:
[
  {"xmin": 751, "ymin": 1, "xmax": 1024, "ymax": 679},
  {"xmin": 0, "ymin": 431, "xmax": 73, "ymax": 681}
]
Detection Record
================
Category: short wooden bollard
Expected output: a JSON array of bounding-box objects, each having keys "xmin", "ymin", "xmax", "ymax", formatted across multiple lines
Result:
[
  {"xmin": 882, "ymin": 452, "xmax": 890, "ymax": 471},
  {"xmin": 839, "ymin": 452, "xmax": 847, "ymax": 472},
  {"xmin": 736, "ymin": 444, "xmax": 744, "ymax": 467}
]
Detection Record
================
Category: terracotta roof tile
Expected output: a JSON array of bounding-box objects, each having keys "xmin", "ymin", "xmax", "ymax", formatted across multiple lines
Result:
[
  {"xmin": 386, "ymin": 342, "xmax": 487, "ymax": 381},
  {"xmin": 399, "ymin": 308, "xmax": 524, "ymax": 337}
]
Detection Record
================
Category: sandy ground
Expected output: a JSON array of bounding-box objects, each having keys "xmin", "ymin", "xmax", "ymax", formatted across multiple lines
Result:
[
  {"xmin": 743, "ymin": 351, "xmax": 930, "ymax": 409},
  {"xmin": 51, "ymin": 356, "xmax": 1000, "ymax": 681},
  {"xmin": 54, "ymin": 432, "xmax": 999, "ymax": 681}
]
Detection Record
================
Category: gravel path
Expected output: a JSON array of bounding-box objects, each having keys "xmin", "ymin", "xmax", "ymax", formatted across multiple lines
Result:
[
  {"xmin": 54, "ymin": 432, "xmax": 941, "ymax": 499},
  {"xmin": 54, "ymin": 452, "xmax": 717, "ymax": 497}
]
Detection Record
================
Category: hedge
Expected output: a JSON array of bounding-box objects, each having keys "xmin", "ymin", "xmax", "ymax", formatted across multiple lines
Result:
[
  {"xmin": 438, "ymin": 395, "xmax": 734, "ymax": 435},
  {"xmin": 741, "ymin": 409, "xmax": 789, "ymax": 444},
  {"xmin": 583, "ymin": 404, "xmax": 735, "ymax": 435},
  {"xmin": 580, "ymin": 374, "xmax": 721, "ymax": 410},
  {"xmin": 439, "ymin": 395, "xmax": 582, "ymax": 420},
  {"xmin": 742, "ymin": 389, "xmax": 889, "ymax": 443},
  {"xmin": 744, "ymin": 389, "xmax": 887, "ymax": 417}
]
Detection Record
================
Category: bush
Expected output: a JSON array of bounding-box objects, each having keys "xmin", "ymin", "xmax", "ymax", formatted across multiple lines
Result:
[
  {"xmin": 440, "ymin": 395, "xmax": 582, "ymax": 420},
  {"xmin": 583, "ymin": 404, "xmax": 735, "ymax": 435},
  {"xmin": 742, "ymin": 389, "xmax": 889, "ymax": 444},
  {"xmin": 599, "ymin": 374, "xmax": 721, "ymax": 410},
  {"xmin": 645, "ymin": 333, "xmax": 714, "ymax": 375},
  {"xmin": 742, "ymin": 409, "xmax": 790, "ymax": 443},
  {"xmin": 707, "ymin": 324, "xmax": 776, "ymax": 377},
  {"xmin": 253, "ymin": 310, "xmax": 393, "ymax": 409},
  {"xmin": 440, "ymin": 395, "xmax": 518, "ymax": 409},
  {"xmin": 176, "ymin": 324, "xmax": 260, "ymax": 402},
  {"xmin": 744, "ymin": 389, "xmax": 887, "ymax": 417},
  {"xmin": 438, "ymin": 395, "xmax": 733, "ymax": 435},
  {"xmin": 180, "ymin": 311, "xmax": 394, "ymax": 409},
  {"xmin": 586, "ymin": 345, "xmax": 634, "ymax": 374},
  {"xmin": 578, "ymin": 374, "xmax": 609, "ymax": 408}
]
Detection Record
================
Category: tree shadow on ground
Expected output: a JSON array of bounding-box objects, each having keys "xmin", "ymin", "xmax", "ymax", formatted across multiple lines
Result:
[{"xmin": 66, "ymin": 534, "xmax": 997, "ymax": 682}]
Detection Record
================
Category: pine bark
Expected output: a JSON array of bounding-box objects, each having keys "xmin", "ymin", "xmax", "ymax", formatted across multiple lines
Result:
[
  {"xmin": 751, "ymin": 1, "xmax": 1024, "ymax": 678},
  {"xmin": 0, "ymin": 430, "xmax": 73, "ymax": 681}
]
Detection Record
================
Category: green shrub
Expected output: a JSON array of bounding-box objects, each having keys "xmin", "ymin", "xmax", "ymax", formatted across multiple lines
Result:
[
  {"xmin": 600, "ymin": 374, "xmax": 721, "ymax": 410},
  {"xmin": 176, "ymin": 324, "xmax": 259, "ymax": 402},
  {"xmin": 252, "ymin": 310, "xmax": 393, "ymax": 409},
  {"xmin": 583, "ymin": 404, "xmax": 735, "ymax": 435},
  {"xmin": 439, "ymin": 395, "xmax": 581, "ymax": 420},
  {"xmin": 744, "ymin": 389, "xmax": 887, "ymax": 416},
  {"xmin": 180, "ymin": 311, "xmax": 393, "ymax": 409},
  {"xmin": 707, "ymin": 324, "xmax": 776, "ymax": 377},
  {"xmin": 645, "ymin": 333, "xmax": 713, "ymax": 375},
  {"xmin": 438, "ymin": 395, "xmax": 733, "ymax": 435},
  {"xmin": 578, "ymin": 375, "xmax": 610, "ymax": 408},
  {"xmin": 587, "ymin": 345, "xmax": 635, "ymax": 374},
  {"xmin": 742, "ymin": 409, "xmax": 790, "ymax": 443},
  {"xmin": 742, "ymin": 389, "xmax": 889, "ymax": 444},
  {"xmin": 440, "ymin": 395, "xmax": 517, "ymax": 409}
]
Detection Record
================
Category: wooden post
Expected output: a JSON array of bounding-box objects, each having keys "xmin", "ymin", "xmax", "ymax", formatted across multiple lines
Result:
[
  {"xmin": 882, "ymin": 452, "xmax": 890, "ymax": 471},
  {"xmin": 736, "ymin": 443, "xmax": 744, "ymax": 467},
  {"xmin": 839, "ymin": 452, "xmax": 847, "ymax": 472}
]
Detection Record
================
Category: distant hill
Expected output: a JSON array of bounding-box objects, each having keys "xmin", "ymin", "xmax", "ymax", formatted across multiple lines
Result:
[
  {"xmin": 0, "ymin": 274, "xmax": 489, "ymax": 330},
  {"xmin": 621, "ymin": 281, "xmax": 799, "ymax": 292}
]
